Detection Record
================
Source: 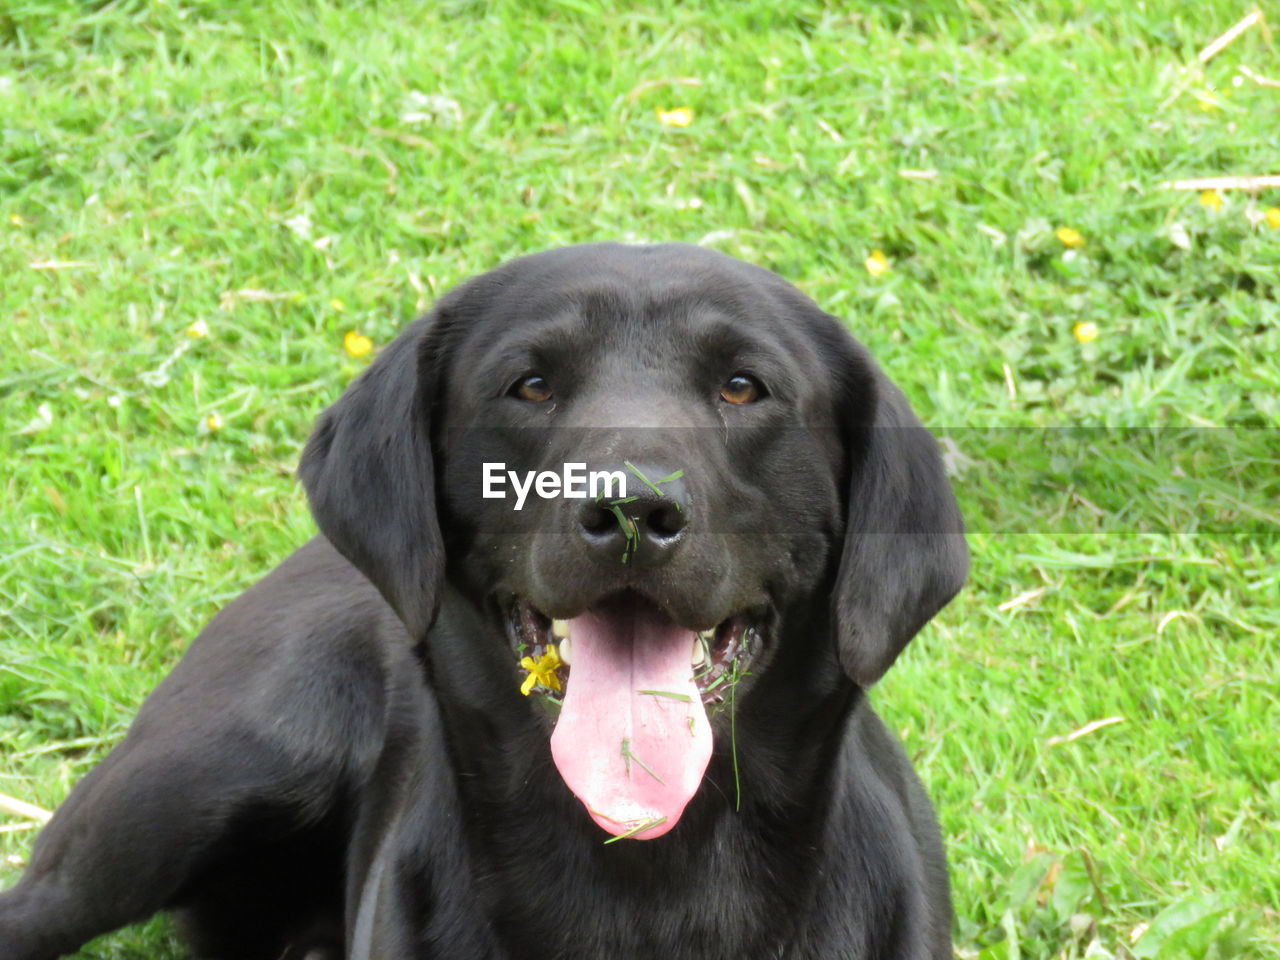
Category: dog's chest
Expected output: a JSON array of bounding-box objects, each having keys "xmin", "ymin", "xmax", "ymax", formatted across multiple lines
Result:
[{"xmin": 469, "ymin": 830, "xmax": 816, "ymax": 960}]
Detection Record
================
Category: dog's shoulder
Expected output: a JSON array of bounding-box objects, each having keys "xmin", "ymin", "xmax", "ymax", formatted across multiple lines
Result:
[{"xmin": 130, "ymin": 538, "xmax": 411, "ymax": 754}]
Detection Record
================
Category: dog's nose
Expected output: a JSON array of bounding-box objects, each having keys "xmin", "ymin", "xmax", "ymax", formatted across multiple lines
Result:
[{"xmin": 576, "ymin": 467, "xmax": 688, "ymax": 568}]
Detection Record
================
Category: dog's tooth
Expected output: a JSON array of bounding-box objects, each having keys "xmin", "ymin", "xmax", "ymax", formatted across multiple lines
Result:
[
  {"xmin": 558, "ymin": 637, "xmax": 572, "ymax": 665},
  {"xmin": 698, "ymin": 628, "xmax": 715, "ymax": 642},
  {"xmin": 551, "ymin": 619, "xmax": 570, "ymax": 639},
  {"xmin": 691, "ymin": 638, "xmax": 706, "ymax": 667}
]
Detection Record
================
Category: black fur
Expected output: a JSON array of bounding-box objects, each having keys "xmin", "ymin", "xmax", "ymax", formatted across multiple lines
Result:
[{"xmin": 0, "ymin": 243, "xmax": 967, "ymax": 960}]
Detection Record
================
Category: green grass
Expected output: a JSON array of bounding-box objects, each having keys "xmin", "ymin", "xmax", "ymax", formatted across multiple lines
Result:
[{"xmin": 1, "ymin": 1, "xmax": 1277, "ymax": 957}]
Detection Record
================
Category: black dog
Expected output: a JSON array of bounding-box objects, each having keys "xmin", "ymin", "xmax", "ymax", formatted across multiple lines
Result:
[{"xmin": 1, "ymin": 243, "xmax": 968, "ymax": 960}]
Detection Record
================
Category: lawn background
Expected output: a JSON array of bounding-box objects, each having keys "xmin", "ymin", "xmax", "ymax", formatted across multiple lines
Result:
[{"xmin": 1, "ymin": 1, "xmax": 1277, "ymax": 957}]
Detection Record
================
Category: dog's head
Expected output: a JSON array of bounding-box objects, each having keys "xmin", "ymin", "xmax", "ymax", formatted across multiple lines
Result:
[{"xmin": 300, "ymin": 243, "xmax": 967, "ymax": 839}]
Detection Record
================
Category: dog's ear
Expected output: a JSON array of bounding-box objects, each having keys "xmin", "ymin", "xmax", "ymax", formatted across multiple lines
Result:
[
  {"xmin": 833, "ymin": 341, "xmax": 969, "ymax": 687},
  {"xmin": 299, "ymin": 316, "xmax": 444, "ymax": 639}
]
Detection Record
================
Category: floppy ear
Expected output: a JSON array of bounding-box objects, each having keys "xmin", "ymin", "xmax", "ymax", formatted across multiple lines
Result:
[
  {"xmin": 299, "ymin": 317, "xmax": 444, "ymax": 640},
  {"xmin": 833, "ymin": 343, "xmax": 969, "ymax": 687}
]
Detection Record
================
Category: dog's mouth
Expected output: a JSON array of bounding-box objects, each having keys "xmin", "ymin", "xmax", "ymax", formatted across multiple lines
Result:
[
  {"xmin": 505, "ymin": 594, "xmax": 761, "ymax": 841},
  {"xmin": 508, "ymin": 600, "xmax": 758, "ymax": 707}
]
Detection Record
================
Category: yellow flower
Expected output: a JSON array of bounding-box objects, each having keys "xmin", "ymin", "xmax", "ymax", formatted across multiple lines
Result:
[
  {"xmin": 1073, "ymin": 321, "xmax": 1099, "ymax": 344},
  {"xmin": 343, "ymin": 330, "xmax": 373, "ymax": 357},
  {"xmin": 656, "ymin": 107, "xmax": 694, "ymax": 128},
  {"xmin": 1264, "ymin": 207, "xmax": 1280, "ymax": 229},
  {"xmin": 185, "ymin": 319, "xmax": 209, "ymax": 339},
  {"xmin": 9, "ymin": 213, "xmax": 25, "ymax": 226},
  {"xmin": 520, "ymin": 645, "xmax": 563, "ymax": 696},
  {"xmin": 330, "ymin": 298, "xmax": 345, "ymax": 312},
  {"xmin": 1199, "ymin": 190, "xmax": 1224, "ymax": 211},
  {"xmin": 864, "ymin": 249, "xmax": 891, "ymax": 277},
  {"xmin": 1055, "ymin": 227, "xmax": 1085, "ymax": 249},
  {"xmin": 207, "ymin": 412, "xmax": 223, "ymax": 431}
]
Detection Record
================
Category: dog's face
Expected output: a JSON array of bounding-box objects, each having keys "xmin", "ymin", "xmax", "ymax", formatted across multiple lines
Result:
[{"xmin": 300, "ymin": 243, "xmax": 967, "ymax": 840}]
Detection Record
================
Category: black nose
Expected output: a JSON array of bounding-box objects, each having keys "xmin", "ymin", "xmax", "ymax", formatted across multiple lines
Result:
[{"xmin": 576, "ymin": 468, "xmax": 688, "ymax": 568}]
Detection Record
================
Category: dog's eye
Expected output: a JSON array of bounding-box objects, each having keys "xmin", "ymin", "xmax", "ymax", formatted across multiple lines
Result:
[
  {"xmin": 511, "ymin": 375, "xmax": 553, "ymax": 403},
  {"xmin": 720, "ymin": 374, "xmax": 765, "ymax": 405}
]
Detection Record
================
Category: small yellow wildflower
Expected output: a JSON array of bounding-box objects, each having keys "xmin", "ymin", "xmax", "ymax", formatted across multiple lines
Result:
[
  {"xmin": 520, "ymin": 645, "xmax": 563, "ymax": 696},
  {"xmin": 207, "ymin": 412, "xmax": 224, "ymax": 431},
  {"xmin": 330, "ymin": 298, "xmax": 346, "ymax": 312},
  {"xmin": 1199, "ymin": 190, "xmax": 1224, "ymax": 211},
  {"xmin": 1055, "ymin": 227, "xmax": 1085, "ymax": 249},
  {"xmin": 656, "ymin": 107, "xmax": 694, "ymax": 128},
  {"xmin": 343, "ymin": 330, "xmax": 373, "ymax": 357},
  {"xmin": 9, "ymin": 213, "xmax": 24, "ymax": 227},
  {"xmin": 185, "ymin": 319, "xmax": 209, "ymax": 339},
  {"xmin": 1264, "ymin": 207, "xmax": 1280, "ymax": 229},
  {"xmin": 864, "ymin": 249, "xmax": 891, "ymax": 277},
  {"xmin": 1073, "ymin": 321, "xmax": 1099, "ymax": 344}
]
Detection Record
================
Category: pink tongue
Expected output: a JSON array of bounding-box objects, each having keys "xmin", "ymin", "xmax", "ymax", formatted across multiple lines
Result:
[{"xmin": 550, "ymin": 607, "xmax": 712, "ymax": 840}]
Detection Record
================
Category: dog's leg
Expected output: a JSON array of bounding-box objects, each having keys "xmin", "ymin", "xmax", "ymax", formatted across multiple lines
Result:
[
  {"xmin": 1, "ymin": 541, "xmax": 402, "ymax": 960},
  {"xmin": 0, "ymin": 720, "xmax": 353, "ymax": 960},
  {"xmin": 2, "ymin": 739, "xmax": 226, "ymax": 959}
]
